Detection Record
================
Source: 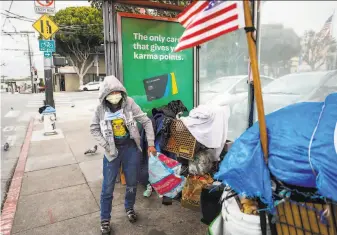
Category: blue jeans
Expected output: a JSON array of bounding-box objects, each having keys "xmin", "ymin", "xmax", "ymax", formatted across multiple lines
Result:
[{"xmin": 100, "ymin": 140, "xmax": 141, "ymax": 221}]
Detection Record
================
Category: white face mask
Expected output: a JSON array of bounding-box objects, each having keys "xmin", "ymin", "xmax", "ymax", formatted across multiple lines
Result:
[{"xmin": 106, "ymin": 93, "xmax": 122, "ymax": 104}]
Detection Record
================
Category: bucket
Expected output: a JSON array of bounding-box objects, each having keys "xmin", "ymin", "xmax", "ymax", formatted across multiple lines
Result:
[{"xmin": 221, "ymin": 191, "xmax": 271, "ymax": 235}]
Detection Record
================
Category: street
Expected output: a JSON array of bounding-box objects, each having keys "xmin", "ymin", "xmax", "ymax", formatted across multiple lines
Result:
[{"xmin": 1, "ymin": 91, "xmax": 99, "ymax": 205}]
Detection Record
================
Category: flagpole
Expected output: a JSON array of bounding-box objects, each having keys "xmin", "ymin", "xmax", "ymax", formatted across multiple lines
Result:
[{"xmin": 243, "ymin": 1, "xmax": 269, "ymax": 162}]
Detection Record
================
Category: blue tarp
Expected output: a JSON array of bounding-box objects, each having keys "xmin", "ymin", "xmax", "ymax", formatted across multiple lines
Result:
[{"xmin": 214, "ymin": 93, "xmax": 337, "ymax": 209}]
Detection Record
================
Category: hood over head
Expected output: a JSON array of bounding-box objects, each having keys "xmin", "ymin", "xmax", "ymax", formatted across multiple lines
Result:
[{"xmin": 99, "ymin": 75, "xmax": 127, "ymax": 103}]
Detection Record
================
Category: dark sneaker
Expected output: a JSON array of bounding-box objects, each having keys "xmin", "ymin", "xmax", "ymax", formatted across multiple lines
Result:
[
  {"xmin": 101, "ymin": 220, "xmax": 111, "ymax": 235},
  {"xmin": 126, "ymin": 208, "xmax": 137, "ymax": 223}
]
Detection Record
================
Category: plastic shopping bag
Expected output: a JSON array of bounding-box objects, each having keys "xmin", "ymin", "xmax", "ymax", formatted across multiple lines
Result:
[
  {"xmin": 148, "ymin": 153, "xmax": 185, "ymax": 198},
  {"xmin": 157, "ymin": 153, "xmax": 182, "ymax": 175}
]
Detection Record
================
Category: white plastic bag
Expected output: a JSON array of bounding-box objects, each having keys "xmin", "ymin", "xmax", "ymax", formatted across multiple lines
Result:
[
  {"xmin": 148, "ymin": 153, "xmax": 185, "ymax": 198},
  {"xmin": 189, "ymin": 150, "xmax": 213, "ymax": 175}
]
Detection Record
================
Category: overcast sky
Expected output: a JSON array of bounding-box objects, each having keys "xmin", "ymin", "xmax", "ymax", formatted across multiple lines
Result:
[
  {"xmin": 0, "ymin": 1, "xmax": 336, "ymax": 79},
  {"xmin": 0, "ymin": 1, "xmax": 90, "ymax": 79}
]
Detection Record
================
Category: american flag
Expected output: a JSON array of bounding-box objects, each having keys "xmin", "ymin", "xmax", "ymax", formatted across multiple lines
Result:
[
  {"xmin": 317, "ymin": 13, "xmax": 334, "ymax": 40},
  {"xmin": 177, "ymin": 1, "xmax": 209, "ymax": 28},
  {"xmin": 175, "ymin": 0, "xmax": 245, "ymax": 52}
]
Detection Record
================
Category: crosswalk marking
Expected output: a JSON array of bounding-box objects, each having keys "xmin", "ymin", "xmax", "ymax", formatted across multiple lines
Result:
[
  {"xmin": 26, "ymin": 94, "xmax": 44, "ymax": 108},
  {"xmin": 25, "ymin": 93, "xmax": 99, "ymax": 108},
  {"xmin": 4, "ymin": 110, "xmax": 21, "ymax": 118}
]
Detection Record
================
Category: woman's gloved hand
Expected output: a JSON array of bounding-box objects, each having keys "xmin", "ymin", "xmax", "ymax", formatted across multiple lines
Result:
[{"xmin": 148, "ymin": 146, "xmax": 157, "ymax": 157}]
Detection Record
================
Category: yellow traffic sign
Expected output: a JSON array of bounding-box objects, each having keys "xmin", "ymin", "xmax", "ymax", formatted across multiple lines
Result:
[{"xmin": 32, "ymin": 14, "xmax": 59, "ymax": 40}]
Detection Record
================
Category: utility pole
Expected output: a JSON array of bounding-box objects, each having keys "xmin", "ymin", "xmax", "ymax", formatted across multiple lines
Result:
[
  {"xmin": 27, "ymin": 35, "xmax": 34, "ymax": 93},
  {"xmin": 20, "ymin": 31, "xmax": 35, "ymax": 93},
  {"xmin": 1, "ymin": 75, "xmax": 8, "ymax": 83}
]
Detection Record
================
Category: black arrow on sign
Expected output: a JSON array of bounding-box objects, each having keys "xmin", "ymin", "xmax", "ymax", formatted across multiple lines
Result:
[
  {"xmin": 46, "ymin": 20, "xmax": 52, "ymax": 34},
  {"xmin": 40, "ymin": 20, "xmax": 44, "ymax": 33}
]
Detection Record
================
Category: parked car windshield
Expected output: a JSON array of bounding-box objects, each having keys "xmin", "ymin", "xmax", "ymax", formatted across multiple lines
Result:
[
  {"xmin": 263, "ymin": 72, "xmax": 328, "ymax": 95},
  {"xmin": 309, "ymin": 74, "xmax": 337, "ymax": 101},
  {"xmin": 202, "ymin": 77, "xmax": 240, "ymax": 93},
  {"xmin": 232, "ymin": 76, "xmax": 274, "ymax": 94}
]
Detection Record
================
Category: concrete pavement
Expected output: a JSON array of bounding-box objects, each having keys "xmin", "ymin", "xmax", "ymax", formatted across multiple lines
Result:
[
  {"xmin": 1, "ymin": 98, "xmax": 207, "ymax": 235},
  {"xmin": 1, "ymin": 93, "xmax": 40, "ymax": 207},
  {"xmin": 1, "ymin": 91, "xmax": 99, "ymax": 207}
]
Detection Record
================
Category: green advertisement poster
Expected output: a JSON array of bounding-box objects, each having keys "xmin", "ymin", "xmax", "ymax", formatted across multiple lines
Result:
[{"xmin": 119, "ymin": 14, "xmax": 194, "ymax": 114}]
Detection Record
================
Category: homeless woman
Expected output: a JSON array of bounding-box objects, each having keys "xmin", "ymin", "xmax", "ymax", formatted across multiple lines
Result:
[{"xmin": 90, "ymin": 75, "xmax": 156, "ymax": 235}]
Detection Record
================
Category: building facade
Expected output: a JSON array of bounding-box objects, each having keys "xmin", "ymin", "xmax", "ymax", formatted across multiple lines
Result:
[{"xmin": 53, "ymin": 55, "xmax": 106, "ymax": 92}]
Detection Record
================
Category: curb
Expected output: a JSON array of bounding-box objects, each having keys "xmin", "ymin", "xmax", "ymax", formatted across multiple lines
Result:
[{"xmin": 0, "ymin": 119, "xmax": 34, "ymax": 235}]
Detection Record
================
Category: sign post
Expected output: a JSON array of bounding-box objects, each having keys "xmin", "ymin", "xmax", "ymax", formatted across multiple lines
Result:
[
  {"xmin": 39, "ymin": 39, "xmax": 56, "ymax": 107},
  {"xmin": 34, "ymin": 0, "xmax": 55, "ymax": 14},
  {"xmin": 33, "ymin": 14, "xmax": 59, "ymax": 108},
  {"xmin": 43, "ymin": 51, "xmax": 55, "ymax": 108}
]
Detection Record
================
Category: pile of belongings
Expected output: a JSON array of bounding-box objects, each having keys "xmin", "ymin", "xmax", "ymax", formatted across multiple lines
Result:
[
  {"xmin": 181, "ymin": 104, "xmax": 230, "ymax": 162},
  {"xmin": 152, "ymin": 99, "xmax": 189, "ymax": 152},
  {"xmin": 145, "ymin": 101, "xmax": 231, "ymax": 211},
  {"xmin": 171, "ymin": 104, "xmax": 230, "ymax": 210},
  {"xmin": 214, "ymin": 93, "xmax": 337, "ymax": 211},
  {"xmin": 139, "ymin": 100, "xmax": 188, "ymax": 186}
]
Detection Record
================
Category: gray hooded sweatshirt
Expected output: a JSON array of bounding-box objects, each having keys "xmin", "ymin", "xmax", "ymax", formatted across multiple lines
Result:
[{"xmin": 90, "ymin": 75, "xmax": 155, "ymax": 162}]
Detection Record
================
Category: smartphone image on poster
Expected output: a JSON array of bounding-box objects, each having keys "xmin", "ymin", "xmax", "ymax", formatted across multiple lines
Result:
[{"xmin": 143, "ymin": 73, "xmax": 178, "ymax": 101}]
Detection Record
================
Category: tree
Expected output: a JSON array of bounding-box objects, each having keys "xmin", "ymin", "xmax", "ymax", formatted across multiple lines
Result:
[
  {"xmin": 89, "ymin": 0, "xmax": 192, "ymax": 17},
  {"xmin": 54, "ymin": 7, "xmax": 103, "ymax": 85},
  {"xmin": 301, "ymin": 30, "xmax": 337, "ymax": 71},
  {"xmin": 200, "ymin": 29, "xmax": 249, "ymax": 79},
  {"xmin": 260, "ymin": 24, "xmax": 301, "ymax": 77}
]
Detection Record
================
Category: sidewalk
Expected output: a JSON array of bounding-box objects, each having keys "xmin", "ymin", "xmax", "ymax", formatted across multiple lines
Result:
[{"xmin": 1, "ymin": 111, "xmax": 207, "ymax": 235}]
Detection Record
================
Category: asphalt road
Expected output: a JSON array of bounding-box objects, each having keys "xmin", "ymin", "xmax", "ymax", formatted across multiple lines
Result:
[
  {"xmin": 0, "ymin": 91, "xmax": 99, "ymax": 205},
  {"xmin": 1, "ymin": 91, "xmax": 100, "ymax": 145}
]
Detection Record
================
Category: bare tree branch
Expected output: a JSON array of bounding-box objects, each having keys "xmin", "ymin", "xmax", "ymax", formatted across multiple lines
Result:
[
  {"xmin": 67, "ymin": 56, "xmax": 80, "ymax": 75},
  {"xmin": 83, "ymin": 59, "xmax": 95, "ymax": 76},
  {"xmin": 301, "ymin": 30, "xmax": 336, "ymax": 71},
  {"xmin": 316, "ymin": 60, "xmax": 326, "ymax": 70},
  {"xmin": 67, "ymin": 42, "xmax": 82, "ymax": 62},
  {"xmin": 80, "ymin": 57, "xmax": 87, "ymax": 74},
  {"xmin": 75, "ymin": 43, "xmax": 86, "ymax": 61}
]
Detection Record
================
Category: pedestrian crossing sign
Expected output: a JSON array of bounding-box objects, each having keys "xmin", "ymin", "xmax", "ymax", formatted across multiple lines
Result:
[{"xmin": 32, "ymin": 14, "xmax": 59, "ymax": 40}]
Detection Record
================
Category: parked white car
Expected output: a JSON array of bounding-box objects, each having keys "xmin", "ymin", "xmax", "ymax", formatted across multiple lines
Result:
[
  {"xmin": 230, "ymin": 70, "xmax": 337, "ymax": 140},
  {"xmin": 200, "ymin": 75, "xmax": 274, "ymax": 106},
  {"xmin": 79, "ymin": 81, "xmax": 101, "ymax": 91},
  {"xmin": 200, "ymin": 75, "xmax": 274, "ymax": 140}
]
